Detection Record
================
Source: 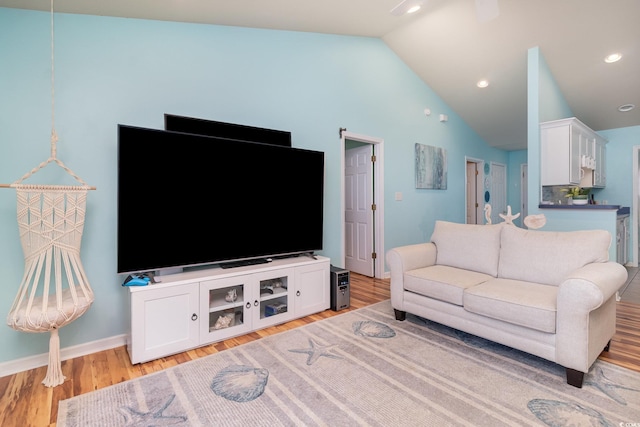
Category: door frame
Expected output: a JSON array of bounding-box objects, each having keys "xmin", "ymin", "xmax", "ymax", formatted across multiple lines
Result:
[
  {"xmin": 340, "ymin": 131, "xmax": 385, "ymax": 279},
  {"xmin": 465, "ymin": 157, "xmax": 485, "ymax": 224}
]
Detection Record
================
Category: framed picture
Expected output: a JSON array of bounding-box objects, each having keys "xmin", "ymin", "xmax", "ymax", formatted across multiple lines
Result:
[{"xmin": 415, "ymin": 143, "xmax": 447, "ymax": 189}]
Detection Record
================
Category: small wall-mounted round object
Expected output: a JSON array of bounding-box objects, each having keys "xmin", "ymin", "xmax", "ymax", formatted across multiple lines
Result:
[{"xmin": 424, "ymin": 108, "xmax": 431, "ymax": 116}]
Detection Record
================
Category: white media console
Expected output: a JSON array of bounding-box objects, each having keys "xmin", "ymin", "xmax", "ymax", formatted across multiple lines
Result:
[{"xmin": 126, "ymin": 255, "xmax": 330, "ymax": 364}]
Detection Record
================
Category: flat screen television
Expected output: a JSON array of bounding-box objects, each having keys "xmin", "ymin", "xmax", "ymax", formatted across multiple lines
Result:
[
  {"xmin": 117, "ymin": 124, "xmax": 324, "ymax": 275},
  {"xmin": 164, "ymin": 114, "xmax": 292, "ymax": 147}
]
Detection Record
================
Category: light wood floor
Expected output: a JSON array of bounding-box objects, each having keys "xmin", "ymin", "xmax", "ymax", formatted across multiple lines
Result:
[
  {"xmin": 621, "ymin": 266, "xmax": 640, "ymax": 304},
  {"xmin": 0, "ymin": 273, "xmax": 638, "ymax": 427}
]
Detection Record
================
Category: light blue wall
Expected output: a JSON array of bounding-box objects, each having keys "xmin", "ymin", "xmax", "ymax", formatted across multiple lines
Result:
[
  {"xmin": 600, "ymin": 125, "xmax": 640, "ymax": 260},
  {"xmin": 0, "ymin": 9, "xmax": 508, "ymax": 364},
  {"xmin": 599, "ymin": 126, "xmax": 640, "ymax": 209}
]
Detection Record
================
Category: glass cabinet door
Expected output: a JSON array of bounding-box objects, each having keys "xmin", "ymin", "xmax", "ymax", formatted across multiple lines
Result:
[
  {"xmin": 200, "ymin": 277, "xmax": 251, "ymax": 343},
  {"xmin": 254, "ymin": 269, "xmax": 294, "ymax": 328}
]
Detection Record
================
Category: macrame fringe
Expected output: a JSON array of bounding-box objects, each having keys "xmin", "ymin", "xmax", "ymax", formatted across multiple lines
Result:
[{"xmin": 42, "ymin": 328, "xmax": 66, "ymax": 387}]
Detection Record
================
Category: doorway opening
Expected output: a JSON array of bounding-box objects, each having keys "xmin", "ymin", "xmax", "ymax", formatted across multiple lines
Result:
[
  {"xmin": 489, "ymin": 162, "xmax": 507, "ymax": 224},
  {"xmin": 340, "ymin": 131, "xmax": 385, "ymax": 279},
  {"xmin": 465, "ymin": 158, "xmax": 484, "ymax": 224},
  {"xmin": 521, "ymin": 163, "xmax": 528, "ymax": 227}
]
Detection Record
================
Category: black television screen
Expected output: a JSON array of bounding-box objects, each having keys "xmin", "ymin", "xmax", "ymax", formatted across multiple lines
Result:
[
  {"xmin": 164, "ymin": 114, "xmax": 292, "ymax": 147},
  {"xmin": 117, "ymin": 125, "xmax": 324, "ymax": 274}
]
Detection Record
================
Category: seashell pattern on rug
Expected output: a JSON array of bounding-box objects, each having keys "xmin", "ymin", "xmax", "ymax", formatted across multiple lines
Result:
[
  {"xmin": 352, "ymin": 320, "xmax": 396, "ymax": 338},
  {"xmin": 211, "ymin": 365, "xmax": 269, "ymax": 402},
  {"xmin": 527, "ymin": 399, "xmax": 610, "ymax": 426}
]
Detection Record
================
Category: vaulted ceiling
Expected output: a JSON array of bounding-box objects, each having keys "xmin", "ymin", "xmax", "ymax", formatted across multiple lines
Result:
[{"xmin": 2, "ymin": 0, "xmax": 638, "ymax": 150}]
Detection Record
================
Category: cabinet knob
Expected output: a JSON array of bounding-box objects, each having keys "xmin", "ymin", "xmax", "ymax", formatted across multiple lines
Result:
[
  {"xmin": 296, "ymin": 290, "xmax": 301, "ymax": 296},
  {"xmin": 254, "ymin": 300, "xmax": 259, "ymax": 307},
  {"xmin": 191, "ymin": 313, "xmax": 198, "ymax": 321},
  {"xmin": 246, "ymin": 302, "xmax": 251, "ymax": 309}
]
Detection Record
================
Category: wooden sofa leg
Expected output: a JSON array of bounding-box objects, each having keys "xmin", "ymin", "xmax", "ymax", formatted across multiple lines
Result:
[
  {"xmin": 566, "ymin": 368, "xmax": 585, "ymax": 388},
  {"xmin": 394, "ymin": 309, "xmax": 406, "ymax": 321}
]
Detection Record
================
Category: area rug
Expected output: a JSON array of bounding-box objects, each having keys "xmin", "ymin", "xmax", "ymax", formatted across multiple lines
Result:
[{"xmin": 58, "ymin": 300, "xmax": 640, "ymax": 426}]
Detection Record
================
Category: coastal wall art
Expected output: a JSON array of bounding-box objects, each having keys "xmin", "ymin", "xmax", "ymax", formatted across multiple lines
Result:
[{"xmin": 415, "ymin": 143, "xmax": 447, "ymax": 189}]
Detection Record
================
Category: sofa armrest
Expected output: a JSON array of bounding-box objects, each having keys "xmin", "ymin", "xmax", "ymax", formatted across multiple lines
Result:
[
  {"xmin": 556, "ymin": 261, "xmax": 628, "ymax": 371},
  {"xmin": 559, "ymin": 262, "xmax": 627, "ymax": 308},
  {"xmin": 386, "ymin": 243, "xmax": 437, "ymax": 310}
]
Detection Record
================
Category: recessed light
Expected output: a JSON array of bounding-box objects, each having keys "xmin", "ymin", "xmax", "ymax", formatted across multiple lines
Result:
[
  {"xmin": 477, "ymin": 80, "xmax": 489, "ymax": 88},
  {"xmin": 604, "ymin": 53, "xmax": 622, "ymax": 63},
  {"xmin": 618, "ymin": 104, "xmax": 635, "ymax": 112},
  {"xmin": 390, "ymin": 0, "xmax": 424, "ymax": 16}
]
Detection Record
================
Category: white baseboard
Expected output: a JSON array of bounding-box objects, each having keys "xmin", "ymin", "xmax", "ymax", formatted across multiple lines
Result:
[{"xmin": 0, "ymin": 334, "xmax": 128, "ymax": 378}]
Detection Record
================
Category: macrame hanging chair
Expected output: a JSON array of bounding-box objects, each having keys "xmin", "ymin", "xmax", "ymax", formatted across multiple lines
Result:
[{"xmin": 1, "ymin": 0, "xmax": 96, "ymax": 387}]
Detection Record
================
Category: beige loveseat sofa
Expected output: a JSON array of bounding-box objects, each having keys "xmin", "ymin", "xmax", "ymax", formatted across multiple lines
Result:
[{"xmin": 386, "ymin": 220, "xmax": 628, "ymax": 387}]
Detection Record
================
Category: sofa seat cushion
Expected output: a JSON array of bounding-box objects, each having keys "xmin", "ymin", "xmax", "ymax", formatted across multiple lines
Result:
[
  {"xmin": 463, "ymin": 278, "xmax": 558, "ymax": 333},
  {"xmin": 405, "ymin": 265, "xmax": 493, "ymax": 306}
]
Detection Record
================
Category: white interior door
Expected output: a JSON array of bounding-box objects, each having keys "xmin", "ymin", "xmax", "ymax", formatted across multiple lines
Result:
[
  {"xmin": 345, "ymin": 144, "xmax": 374, "ymax": 277},
  {"xmin": 490, "ymin": 162, "xmax": 507, "ymax": 224}
]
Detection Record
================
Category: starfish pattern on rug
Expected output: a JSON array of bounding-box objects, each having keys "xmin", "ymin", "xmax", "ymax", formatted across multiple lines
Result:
[
  {"xmin": 585, "ymin": 365, "xmax": 640, "ymax": 405},
  {"xmin": 289, "ymin": 338, "xmax": 343, "ymax": 365},
  {"xmin": 118, "ymin": 394, "xmax": 187, "ymax": 426}
]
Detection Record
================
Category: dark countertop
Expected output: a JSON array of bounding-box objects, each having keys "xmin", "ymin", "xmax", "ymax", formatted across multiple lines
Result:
[{"xmin": 538, "ymin": 204, "xmax": 629, "ymax": 216}]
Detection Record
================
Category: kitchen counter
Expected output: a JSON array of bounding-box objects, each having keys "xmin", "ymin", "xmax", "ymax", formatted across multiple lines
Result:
[
  {"xmin": 534, "ymin": 204, "xmax": 626, "ymax": 262},
  {"xmin": 538, "ymin": 204, "xmax": 629, "ymax": 216}
]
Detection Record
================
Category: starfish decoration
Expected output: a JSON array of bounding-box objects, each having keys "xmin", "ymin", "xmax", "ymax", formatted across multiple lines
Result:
[
  {"xmin": 118, "ymin": 394, "xmax": 187, "ymax": 426},
  {"xmin": 498, "ymin": 205, "xmax": 520, "ymax": 225},
  {"xmin": 584, "ymin": 366, "xmax": 640, "ymax": 405},
  {"xmin": 289, "ymin": 338, "xmax": 343, "ymax": 365}
]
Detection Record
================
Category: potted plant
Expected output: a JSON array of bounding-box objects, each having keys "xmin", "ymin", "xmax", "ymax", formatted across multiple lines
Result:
[{"xmin": 562, "ymin": 186, "xmax": 590, "ymax": 205}]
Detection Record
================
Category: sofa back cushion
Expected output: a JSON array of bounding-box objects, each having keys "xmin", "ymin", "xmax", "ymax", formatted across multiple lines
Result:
[
  {"xmin": 430, "ymin": 221, "xmax": 502, "ymax": 277},
  {"xmin": 497, "ymin": 225, "xmax": 611, "ymax": 286}
]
